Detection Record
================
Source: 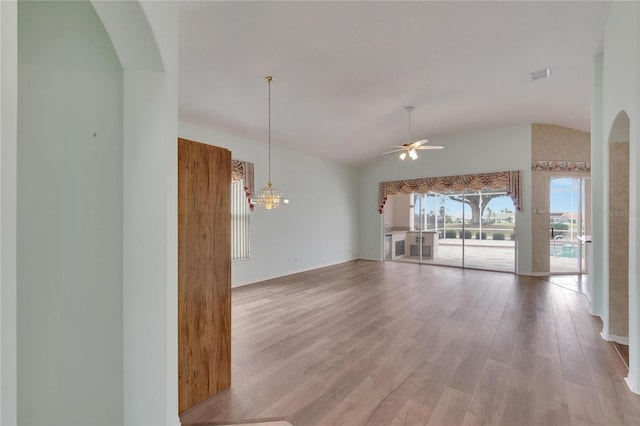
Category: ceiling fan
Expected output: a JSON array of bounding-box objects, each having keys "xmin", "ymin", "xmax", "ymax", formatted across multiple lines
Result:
[{"xmin": 383, "ymin": 106, "xmax": 443, "ymax": 160}]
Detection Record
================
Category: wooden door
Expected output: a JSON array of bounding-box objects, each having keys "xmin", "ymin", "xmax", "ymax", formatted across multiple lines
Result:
[{"xmin": 178, "ymin": 138, "xmax": 231, "ymax": 412}]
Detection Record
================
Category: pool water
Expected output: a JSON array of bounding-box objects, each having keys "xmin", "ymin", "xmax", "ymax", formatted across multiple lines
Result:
[{"xmin": 551, "ymin": 243, "xmax": 579, "ymax": 258}]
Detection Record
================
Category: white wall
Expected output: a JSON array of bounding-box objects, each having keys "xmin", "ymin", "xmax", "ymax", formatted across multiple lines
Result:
[
  {"xmin": 596, "ymin": 1, "xmax": 640, "ymax": 394},
  {"xmin": 358, "ymin": 125, "xmax": 532, "ymax": 274},
  {"xmin": 0, "ymin": 1, "xmax": 18, "ymax": 424},
  {"xmin": 180, "ymin": 121, "xmax": 360, "ymax": 287},
  {"xmin": 122, "ymin": 68, "xmax": 177, "ymax": 425},
  {"xmin": 12, "ymin": 2, "xmax": 180, "ymax": 424},
  {"xmin": 590, "ymin": 53, "xmax": 604, "ymax": 313},
  {"xmin": 17, "ymin": 2, "xmax": 123, "ymax": 423},
  {"xmin": 93, "ymin": 0, "xmax": 180, "ymax": 424}
]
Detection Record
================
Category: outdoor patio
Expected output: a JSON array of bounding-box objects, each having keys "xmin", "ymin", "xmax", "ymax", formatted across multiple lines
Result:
[{"xmin": 392, "ymin": 238, "xmax": 584, "ymax": 273}]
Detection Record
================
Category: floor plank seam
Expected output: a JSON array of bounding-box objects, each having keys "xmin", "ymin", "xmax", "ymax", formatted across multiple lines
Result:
[{"xmin": 180, "ymin": 262, "xmax": 640, "ymax": 426}]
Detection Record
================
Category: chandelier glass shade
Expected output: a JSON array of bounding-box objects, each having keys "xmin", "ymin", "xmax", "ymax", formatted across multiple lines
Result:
[
  {"xmin": 254, "ymin": 76, "xmax": 288, "ymax": 210},
  {"xmin": 253, "ymin": 183, "xmax": 288, "ymax": 210}
]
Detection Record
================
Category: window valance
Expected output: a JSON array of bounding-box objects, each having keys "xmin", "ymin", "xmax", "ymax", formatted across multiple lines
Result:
[
  {"xmin": 379, "ymin": 170, "xmax": 521, "ymax": 214},
  {"xmin": 531, "ymin": 160, "xmax": 590, "ymax": 173},
  {"xmin": 232, "ymin": 159, "xmax": 255, "ymax": 211}
]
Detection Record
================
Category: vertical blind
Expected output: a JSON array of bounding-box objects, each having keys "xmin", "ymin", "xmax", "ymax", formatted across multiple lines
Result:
[{"xmin": 231, "ymin": 179, "xmax": 250, "ymax": 260}]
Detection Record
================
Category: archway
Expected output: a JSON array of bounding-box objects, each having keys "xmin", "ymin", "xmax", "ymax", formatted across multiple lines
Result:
[
  {"xmin": 8, "ymin": 1, "xmax": 178, "ymax": 424},
  {"xmin": 607, "ymin": 110, "xmax": 630, "ymax": 366},
  {"xmin": 91, "ymin": 2, "xmax": 179, "ymax": 424}
]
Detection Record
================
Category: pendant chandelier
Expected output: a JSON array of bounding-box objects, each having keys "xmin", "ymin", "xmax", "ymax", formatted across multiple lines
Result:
[{"xmin": 254, "ymin": 76, "xmax": 289, "ymax": 210}]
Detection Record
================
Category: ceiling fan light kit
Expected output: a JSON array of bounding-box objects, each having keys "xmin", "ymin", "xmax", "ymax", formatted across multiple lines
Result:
[
  {"xmin": 383, "ymin": 106, "xmax": 444, "ymax": 160},
  {"xmin": 253, "ymin": 76, "xmax": 289, "ymax": 210}
]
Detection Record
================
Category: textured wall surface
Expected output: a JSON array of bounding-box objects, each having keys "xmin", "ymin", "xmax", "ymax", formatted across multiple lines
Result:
[
  {"xmin": 608, "ymin": 141, "xmax": 629, "ymax": 338},
  {"xmin": 532, "ymin": 124, "xmax": 591, "ymax": 161},
  {"xmin": 531, "ymin": 124, "xmax": 591, "ymax": 274}
]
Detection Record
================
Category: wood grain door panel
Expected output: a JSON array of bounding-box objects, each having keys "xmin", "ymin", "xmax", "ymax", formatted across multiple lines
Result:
[{"xmin": 178, "ymin": 138, "xmax": 231, "ymax": 412}]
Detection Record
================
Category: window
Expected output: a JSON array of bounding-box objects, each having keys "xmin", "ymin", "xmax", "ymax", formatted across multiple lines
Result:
[
  {"xmin": 386, "ymin": 186, "xmax": 517, "ymax": 272},
  {"xmin": 231, "ymin": 179, "xmax": 250, "ymax": 260}
]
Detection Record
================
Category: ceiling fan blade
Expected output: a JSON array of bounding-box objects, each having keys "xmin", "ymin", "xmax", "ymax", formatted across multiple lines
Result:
[
  {"xmin": 416, "ymin": 145, "xmax": 444, "ymax": 150},
  {"xmin": 382, "ymin": 148, "xmax": 404, "ymax": 155},
  {"xmin": 413, "ymin": 139, "xmax": 429, "ymax": 146}
]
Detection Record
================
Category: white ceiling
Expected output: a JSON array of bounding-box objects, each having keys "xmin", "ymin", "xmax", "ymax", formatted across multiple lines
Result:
[{"xmin": 178, "ymin": 1, "xmax": 611, "ymax": 165}]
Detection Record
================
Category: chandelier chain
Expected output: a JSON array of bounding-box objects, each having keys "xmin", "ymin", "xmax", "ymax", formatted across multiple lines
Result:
[
  {"xmin": 253, "ymin": 75, "xmax": 288, "ymax": 209},
  {"xmin": 267, "ymin": 76, "xmax": 272, "ymax": 184}
]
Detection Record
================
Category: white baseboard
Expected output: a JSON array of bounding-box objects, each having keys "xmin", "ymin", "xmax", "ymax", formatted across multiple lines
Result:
[
  {"xmin": 530, "ymin": 272, "xmax": 550, "ymax": 277},
  {"xmin": 600, "ymin": 330, "xmax": 630, "ymax": 345},
  {"xmin": 610, "ymin": 334, "xmax": 630, "ymax": 345},
  {"xmin": 625, "ymin": 376, "xmax": 640, "ymax": 395},
  {"xmin": 232, "ymin": 259, "xmax": 365, "ymax": 288}
]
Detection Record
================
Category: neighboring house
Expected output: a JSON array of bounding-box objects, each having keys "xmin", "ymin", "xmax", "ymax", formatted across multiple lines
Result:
[
  {"xmin": 493, "ymin": 212, "xmax": 514, "ymax": 224},
  {"xmin": 550, "ymin": 212, "xmax": 573, "ymax": 224},
  {"xmin": 1, "ymin": 1, "xmax": 639, "ymax": 425}
]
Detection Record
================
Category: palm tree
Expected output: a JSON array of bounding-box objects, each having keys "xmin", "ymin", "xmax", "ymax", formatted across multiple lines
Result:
[{"xmin": 485, "ymin": 207, "xmax": 493, "ymax": 224}]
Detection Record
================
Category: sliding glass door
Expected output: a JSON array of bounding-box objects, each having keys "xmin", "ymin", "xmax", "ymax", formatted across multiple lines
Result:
[
  {"xmin": 383, "ymin": 189, "xmax": 516, "ymax": 272},
  {"xmin": 427, "ymin": 194, "xmax": 463, "ymax": 267},
  {"xmin": 462, "ymin": 191, "xmax": 516, "ymax": 272}
]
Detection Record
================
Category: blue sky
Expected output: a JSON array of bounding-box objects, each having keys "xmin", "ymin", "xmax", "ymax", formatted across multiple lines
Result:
[
  {"xmin": 458, "ymin": 178, "xmax": 584, "ymax": 214},
  {"xmin": 550, "ymin": 177, "xmax": 584, "ymax": 213},
  {"xmin": 417, "ymin": 177, "xmax": 584, "ymax": 216}
]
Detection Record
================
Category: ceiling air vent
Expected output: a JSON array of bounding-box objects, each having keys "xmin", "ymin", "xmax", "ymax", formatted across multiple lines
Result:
[{"xmin": 530, "ymin": 67, "xmax": 551, "ymax": 81}]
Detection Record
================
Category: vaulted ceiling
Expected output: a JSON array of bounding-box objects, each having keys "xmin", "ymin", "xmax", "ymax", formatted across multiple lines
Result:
[{"xmin": 179, "ymin": 1, "xmax": 610, "ymax": 165}]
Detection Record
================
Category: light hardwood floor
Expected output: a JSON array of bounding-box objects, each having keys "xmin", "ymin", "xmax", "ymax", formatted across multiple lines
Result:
[{"xmin": 180, "ymin": 261, "xmax": 640, "ymax": 426}]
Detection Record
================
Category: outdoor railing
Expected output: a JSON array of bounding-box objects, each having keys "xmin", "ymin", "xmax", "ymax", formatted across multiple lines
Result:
[{"xmin": 419, "ymin": 226, "xmax": 516, "ymax": 241}]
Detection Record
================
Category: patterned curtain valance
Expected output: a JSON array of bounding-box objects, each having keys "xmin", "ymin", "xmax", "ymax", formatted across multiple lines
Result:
[
  {"xmin": 531, "ymin": 160, "xmax": 590, "ymax": 173},
  {"xmin": 379, "ymin": 170, "xmax": 521, "ymax": 214},
  {"xmin": 232, "ymin": 159, "xmax": 255, "ymax": 211}
]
